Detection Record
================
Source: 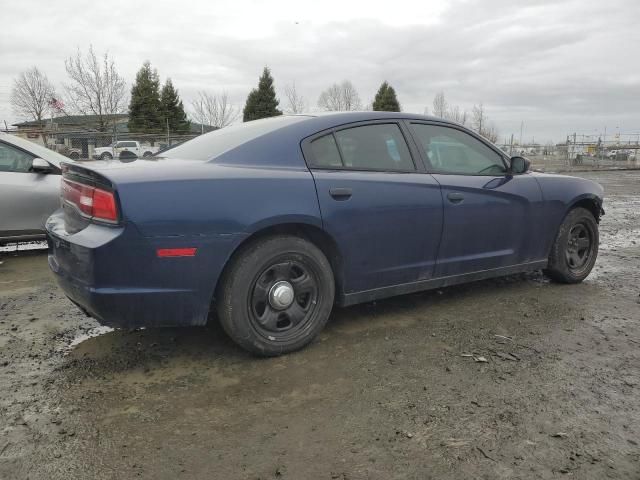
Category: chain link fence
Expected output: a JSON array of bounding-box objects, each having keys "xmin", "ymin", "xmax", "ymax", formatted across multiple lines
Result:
[
  {"xmin": 7, "ymin": 127, "xmax": 202, "ymax": 161},
  {"xmin": 6, "ymin": 120, "xmax": 640, "ymax": 172}
]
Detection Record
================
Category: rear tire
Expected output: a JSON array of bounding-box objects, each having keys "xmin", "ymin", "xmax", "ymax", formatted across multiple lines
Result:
[
  {"xmin": 100, "ymin": 152, "xmax": 113, "ymax": 160},
  {"xmin": 544, "ymin": 207, "xmax": 599, "ymax": 283},
  {"xmin": 216, "ymin": 235, "xmax": 335, "ymax": 356}
]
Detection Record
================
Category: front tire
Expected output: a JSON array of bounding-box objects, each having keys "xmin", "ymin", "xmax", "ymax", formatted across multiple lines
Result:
[
  {"xmin": 100, "ymin": 152, "xmax": 113, "ymax": 160},
  {"xmin": 545, "ymin": 207, "xmax": 599, "ymax": 283},
  {"xmin": 216, "ymin": 235, "xmax": 335, "ymax": 356}
]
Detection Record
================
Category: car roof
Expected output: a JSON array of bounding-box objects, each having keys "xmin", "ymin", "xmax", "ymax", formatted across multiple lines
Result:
[
  {"xmin": 0, "ymin": 132, "xmax": 69, "ymax": 167},
  {"xmin": 291, "ymin": 111, "xmax": 457, "ymax": 129}
]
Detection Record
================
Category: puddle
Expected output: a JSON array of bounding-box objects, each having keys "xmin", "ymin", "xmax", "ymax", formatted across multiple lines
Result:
[{"xmin": 66, "ymin": 326, "xmax": 115, "ymax": 351}]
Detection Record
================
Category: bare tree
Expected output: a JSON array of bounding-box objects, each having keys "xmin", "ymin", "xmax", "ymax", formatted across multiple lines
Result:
[
  {"xmin": 11, "ymin": 67, "xmax": 56, "ymax": 123},
  {"xmin": 472, "ymin": 103, "xmax": 486, "ymax": 135},
  {"xmin": 317, "ymin": 80, "xmax": 362, "ymax": 111},
  {"xmin": 64, "ymin": 45, "xmax": 127, "ymax": 131},
  {"xmin": 283, "ymin": 82, "xmax": 307, "ymax": 114},
  {"xmin": 483, "ymin": 123, "xmax": 499, "ymax": 143},
  {"xmin": 432, "ymin": 91, "xmax": 448, "ymax": 118},
  {"xmin": 445, "ymin": 104, "xmax": 468, "ymax": 126},
  {"xmin": 470, "ymin": 103, "xmax": 499, "ymax": 142},
  {"xmin": 191, "ymin": 91, "xmax": 238, "ymax": 129}
]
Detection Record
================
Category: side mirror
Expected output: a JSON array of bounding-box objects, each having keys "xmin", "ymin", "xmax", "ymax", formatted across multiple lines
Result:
[
  {"xmin": 31, "ymin": 157, "xmax": 53, "ymax": 174},
  {"xmin": 509, "ymin": 156, "xmax": 530, "ymax": 174},
  {"xmin": 119, "ymin": 150, "xmax": 138, "ymax": 161}
]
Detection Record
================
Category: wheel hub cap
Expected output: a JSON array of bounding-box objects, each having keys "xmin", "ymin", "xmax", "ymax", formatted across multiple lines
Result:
[{"xmin": 269, "ymin": 281, "xmax": 295, "ymax": 310}]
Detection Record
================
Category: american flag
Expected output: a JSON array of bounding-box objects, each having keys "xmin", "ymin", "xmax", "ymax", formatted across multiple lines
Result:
[{"xmin": 49, "ymin": 97, "xmax": 64, "ymax": 112}]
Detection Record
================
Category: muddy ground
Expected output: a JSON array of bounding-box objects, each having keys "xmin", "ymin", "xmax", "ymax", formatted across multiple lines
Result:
[{"xmin": 1, "ymin": 171, "xmax": 639, "ymax": 480}]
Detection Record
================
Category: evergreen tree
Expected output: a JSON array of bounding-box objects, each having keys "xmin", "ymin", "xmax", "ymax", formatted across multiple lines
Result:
[
  {"xmin": 160, "ymin": 79, "xmax": 190, "ymax": 134},
  {"xmin": 128, "ymin": 61, "xmax": 163, "ymax": 133},
  {"xmin": 372, "ymin": 81, "xmax": 401, "ymax": 112},
  {"xmin": 242, "ymin": 67, "xmax": 282, "ymax": 122}
]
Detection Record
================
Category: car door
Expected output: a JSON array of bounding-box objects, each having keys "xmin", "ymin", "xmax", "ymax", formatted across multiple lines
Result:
[
  {"xmin": 303, "ymin": 121, "xmax": 443, "ymax": 294},
  {"xmin": 113, "ymin": 141, "xmax": 126, "ymax": 157},
  {"xmin": 0, "ymin": 140, "xmax": 61, "ymax": 236},
  {"xmin": 406, "ymin": 121, "xmax": 544, "ymax": 278}
]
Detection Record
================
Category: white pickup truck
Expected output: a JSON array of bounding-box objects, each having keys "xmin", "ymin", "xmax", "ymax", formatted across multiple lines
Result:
[{"xmin": 93, "ymin": 141, "xmax": 159, "ymax": 160}]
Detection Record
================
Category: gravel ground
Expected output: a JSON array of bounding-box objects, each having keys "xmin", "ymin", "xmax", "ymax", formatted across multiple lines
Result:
[{"xmin": 0, "ymin": 171, "xmax": 639, "ymax": 480}]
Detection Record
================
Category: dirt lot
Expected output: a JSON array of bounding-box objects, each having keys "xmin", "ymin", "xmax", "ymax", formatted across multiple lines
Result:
[{"xmin": 1, "ymin": 171, "xmax": 639, "ymax": 480}]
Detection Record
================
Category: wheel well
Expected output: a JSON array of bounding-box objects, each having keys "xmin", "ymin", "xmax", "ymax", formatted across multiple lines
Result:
[
  {"xmin": 571, "ymin": 198, "xmax": 602, "ymax": 223},
  {"xmin": 218, "ymin": 223, "xmax": 344, "ymax": 296}
]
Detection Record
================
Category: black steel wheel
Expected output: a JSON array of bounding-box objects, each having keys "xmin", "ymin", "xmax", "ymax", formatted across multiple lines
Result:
[
  {"xmin": 545, "ymin": 207, "xmax": 599, "ymax": 283},
  {"xmin": 249, "ymin": 260, "xmax": 319, "ymax": 340},
  {"xmin": 217, "ymin": 235, "xmax": 335, "ymax": 356},
  {"xmin": 565, "ymin": 223, "xmax": 593, "ymax": 271}
]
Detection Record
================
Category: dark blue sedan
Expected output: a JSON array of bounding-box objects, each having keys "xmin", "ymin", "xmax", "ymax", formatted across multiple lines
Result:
[{"xmin": 46, "ymin": 112, "xmax": 604, "ymax": 355}]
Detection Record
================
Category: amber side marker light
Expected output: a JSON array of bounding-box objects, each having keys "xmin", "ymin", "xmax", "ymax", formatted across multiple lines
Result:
[{"xmin": 156, "ymin": 248, "xmax": 198, "ymax": 258}]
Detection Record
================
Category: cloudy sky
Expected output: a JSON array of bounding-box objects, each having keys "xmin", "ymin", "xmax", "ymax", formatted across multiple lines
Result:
[{"xmin": 1, "ymin": 0, "xmax": 639, "ymax": 143}]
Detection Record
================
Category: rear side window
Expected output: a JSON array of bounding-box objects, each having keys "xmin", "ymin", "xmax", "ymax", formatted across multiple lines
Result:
[
  {"xmin": 309, "ymin": 134, "xmax": 342, "ymax": 168},
  {"xmin": 336, "ymin": 124, "xmax": 414, "ymax": 171},
  {"xmin": 310, "ymin": 124, "xmax": 415, "ymax": 171}
]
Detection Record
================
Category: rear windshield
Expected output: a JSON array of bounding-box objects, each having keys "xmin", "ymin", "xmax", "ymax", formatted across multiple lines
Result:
[{"xmin": 161, "ymin": 115, "xmax": 309, "ymax": 161}]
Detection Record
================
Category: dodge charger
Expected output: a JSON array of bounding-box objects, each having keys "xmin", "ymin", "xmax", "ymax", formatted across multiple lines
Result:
[{"xmin": 46, "ymin": 112, "xmax": 604, "ymax": 355}]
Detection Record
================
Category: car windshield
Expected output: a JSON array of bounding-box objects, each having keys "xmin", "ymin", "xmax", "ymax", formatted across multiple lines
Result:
[
  {"xmin": 0, "ymin": 134, "xmax": 69, "ymax": 167},
  {"xmin": 160, "ymin": 115, "xmax": 309, "ymax": 161}
]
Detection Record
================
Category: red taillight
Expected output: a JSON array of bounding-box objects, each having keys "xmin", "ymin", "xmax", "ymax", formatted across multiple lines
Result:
[
  {"xmin": 92, "ymin": 188, "xmax": 118, "ymax": 222},
  {"xmin": 62, "ymin": 178, "xmax": 118, "ymax": 223}
]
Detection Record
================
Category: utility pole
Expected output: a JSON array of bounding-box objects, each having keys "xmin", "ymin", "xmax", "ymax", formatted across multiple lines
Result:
[
  {"xmin": 519, "ymin": 121, "xmax": 524, "ymax": 146},
  {"xmin": 509, "ymin": 134, "xmax": 514, "ymax": 156},
  {"xmin": 166, "ymin": 118, "xmax": 170, "ymax": 145},
  {"xmin": 602, "ymin": 126, "xmax": 607, "ymax": 166}
]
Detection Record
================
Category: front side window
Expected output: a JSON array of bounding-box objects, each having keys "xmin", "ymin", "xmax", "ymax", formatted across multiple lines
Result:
[
  {"xmin": 410, "ymin": 124, "xmax": 506, "ymax": 175},
  {"xmin": 0, "ymin": 141, "xmax": 35, "ymax": 173},
  {"xmin": 327, "ymin": 123, "xmax": 415, "ymax": 171}
]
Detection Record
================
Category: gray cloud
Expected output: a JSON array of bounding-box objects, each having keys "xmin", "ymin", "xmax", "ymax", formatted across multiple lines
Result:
[{"xmin": 1, "ymin": 0, "xmax": 638, "ymax": 142}]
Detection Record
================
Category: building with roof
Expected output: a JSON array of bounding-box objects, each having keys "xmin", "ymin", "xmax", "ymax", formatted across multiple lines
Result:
[{"xmin": 10, "ymin": 114, "xmax": 212, "ymax": 159}]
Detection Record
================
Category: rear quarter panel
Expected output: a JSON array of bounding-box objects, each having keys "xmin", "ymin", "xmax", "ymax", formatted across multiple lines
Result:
[{"xmin": 113, "ymin": 163, "xmax": 322, "ymax": 316}]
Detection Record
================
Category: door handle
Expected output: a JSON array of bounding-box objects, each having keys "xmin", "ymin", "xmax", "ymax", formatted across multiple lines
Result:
[
  {"xmin": 447, "ymin": 192, "xmax": 464, "ymax": 204},
  {"xmin": 329, "ymin": 187, "xmax": 352, "ymax": 200}
]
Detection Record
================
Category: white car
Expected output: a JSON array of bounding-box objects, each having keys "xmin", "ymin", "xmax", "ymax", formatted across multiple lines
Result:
[
  {"xmin": 0, "ymin": 133, "xmax": 68, "ymax": 244},
  {"xmin": 93, "ymin": 141, "xmax": 159, "ymax": 160}
]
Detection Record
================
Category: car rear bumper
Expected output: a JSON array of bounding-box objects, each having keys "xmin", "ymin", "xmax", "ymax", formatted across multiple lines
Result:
[
  {"xmin": 46, "ymin": 211, "xmax": 241, "ymax": 328},
  {"xmin": 48, "ymin": 259, "xmax": 204, "ymax": 328}
]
